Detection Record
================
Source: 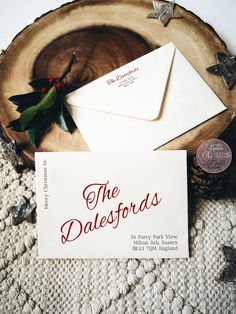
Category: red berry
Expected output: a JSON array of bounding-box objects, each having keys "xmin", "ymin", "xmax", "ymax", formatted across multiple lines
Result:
[
  {"xmin": 41, "ymin": 87, "xmax": 47, "ymax": 95},
  {"xmin": 55, "ymin": 82, "xmax": 63, "ymax": 90},
  {"xmin": 48, "ymin": 76, "xmax": 55, "ymax": 84}
]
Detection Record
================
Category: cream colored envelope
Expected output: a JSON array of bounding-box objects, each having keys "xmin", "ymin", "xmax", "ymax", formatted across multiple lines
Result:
[{"xmin": 66, "ymin": 43, "xmax": 227, "ymax": 151}]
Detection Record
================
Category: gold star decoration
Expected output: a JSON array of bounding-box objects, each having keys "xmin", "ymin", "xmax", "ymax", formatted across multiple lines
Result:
[
  {"xmin": 207, "ymin": 52, "xmax": 236, "ymax": 90},
  {"xmin": 147, "ymin": 0, "xmax": 182, "ymax": 27}
]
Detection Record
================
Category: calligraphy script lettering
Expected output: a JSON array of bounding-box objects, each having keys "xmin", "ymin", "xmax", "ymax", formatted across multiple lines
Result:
[
  {"xmin": 61, "ymin": 181, "xmax": 162, "ymax": 244},
  {"xmin": 107, "ymin": 67, "xmax": 139, "ymax": 85},
  {"xmin": 83, "ymin": 181, "xmax": 120, "ymax": 210}
]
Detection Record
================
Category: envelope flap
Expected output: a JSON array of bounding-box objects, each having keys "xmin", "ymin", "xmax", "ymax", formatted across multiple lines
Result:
[{"xmin": 66, "ymin": 43, "xmax": 176, "ymax": 120}]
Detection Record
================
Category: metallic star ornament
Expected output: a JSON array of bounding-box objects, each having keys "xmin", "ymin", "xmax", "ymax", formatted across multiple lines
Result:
[
  {"xmin": 147, "ymin": 0, "xmax": 182, "ymax": 27},
  {"xmin": 216, "ymin": 246, "xmax": 236, "ymax": 283},
  {"xmin": 207, "ymin": 52, "xmax": 236, "ymax": 90},
  {"xmin": 0, "ymin": 122, "xmax": 24, "ymax": 172},
  {"xmin": 11, "ymin": 196, "xmax": 36, "ymax": 225}
]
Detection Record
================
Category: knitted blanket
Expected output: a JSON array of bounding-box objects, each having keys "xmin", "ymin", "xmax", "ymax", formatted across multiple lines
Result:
[{"xmin": 0, "ymin": 146, "xmax": 236, "ymax": 314}]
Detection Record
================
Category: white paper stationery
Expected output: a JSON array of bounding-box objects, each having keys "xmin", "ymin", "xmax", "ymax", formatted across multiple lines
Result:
[
  {"xmin": 66, "ymin": 43, "xmax": 226, "ymax": 151},
  {"xmin": 36, "ymin": 151, "xmax": 189, "ymax": 258}
]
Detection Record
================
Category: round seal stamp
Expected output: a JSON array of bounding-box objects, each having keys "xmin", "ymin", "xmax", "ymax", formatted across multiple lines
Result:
[{"xmin": 196, "ymin": 139, "xmax": 232, "ymax": 174}]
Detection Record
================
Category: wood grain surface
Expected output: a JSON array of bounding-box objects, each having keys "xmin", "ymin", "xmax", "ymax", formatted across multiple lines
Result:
[{"xmin": 0, "ymin": 0, "xmax": 235, "ymax": 167}]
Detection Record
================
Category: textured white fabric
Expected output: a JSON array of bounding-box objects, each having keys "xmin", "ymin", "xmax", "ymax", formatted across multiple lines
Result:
[{"xmin": 0, "ymin": 145, "xmax": 236, "ymax": 313}]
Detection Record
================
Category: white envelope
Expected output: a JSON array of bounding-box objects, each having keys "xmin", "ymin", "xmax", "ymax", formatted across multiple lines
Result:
[{"xmin": 66, "ymin": 43, "xmax": 227, "ymax": 151}]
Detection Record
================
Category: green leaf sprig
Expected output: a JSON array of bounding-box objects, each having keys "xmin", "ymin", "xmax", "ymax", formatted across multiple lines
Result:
[{"xmin": 7, "ymin": 52, "xmax": 77, "ymax": 147}]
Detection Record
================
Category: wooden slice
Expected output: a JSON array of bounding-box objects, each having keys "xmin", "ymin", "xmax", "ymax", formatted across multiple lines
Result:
[{"xmin": 0, "ymin": 0, "xmax": 235, "ymax": 167}]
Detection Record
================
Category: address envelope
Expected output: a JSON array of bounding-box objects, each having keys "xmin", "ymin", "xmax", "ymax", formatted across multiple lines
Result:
[
  {"xmin": 66, "ymin": 43, "xmax": 226, "ymax": 151},
  {"xmin": 36, "ymin": 151, "xmax": 189, "ymax": 258}
]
